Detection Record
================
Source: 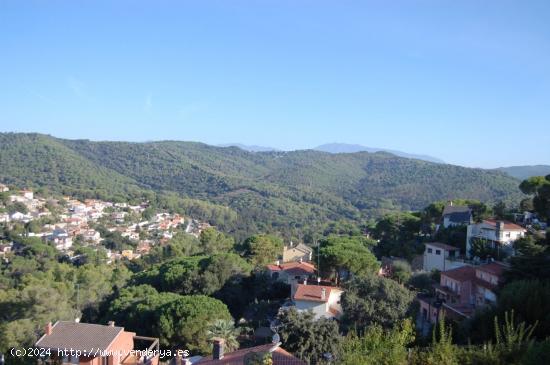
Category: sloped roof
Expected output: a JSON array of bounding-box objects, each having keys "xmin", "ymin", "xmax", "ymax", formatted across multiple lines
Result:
[
  {"xmin": 443, "ymin": 205, "xmax": 471, "ymax": 215},
  {"xmin": 293, "ymin": 284, "xmax": 340, "ymax": 303},
  {"xmin": 483, "ymin": 219, "xmax": 525, "ymax": 231},
  {"xmin": 266, "ymin": 262, "xmax": 316, "ymax": 275},
  {"xmin": 196, "ymin": 343, "xmax": 306, "ymax": 365},
  {"xmin": 476, "ymin": 261, "xmax": 508, "ymax": 277},
  {"xmin": 442, "ymin": 266, "xmax": 476, "ymax": 283},
  {"xmin": 35, "ymin": 321, "xmax": 126, "ymax": 352}
]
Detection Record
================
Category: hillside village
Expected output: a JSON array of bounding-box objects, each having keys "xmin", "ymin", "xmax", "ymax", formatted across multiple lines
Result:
[
  {"xmin": 0, "ymin": 184, "xmax": 212, "ymax": 263},
  {"xmin": 1, "ymin": 178, "xmax": 550, "ymax": 365}
]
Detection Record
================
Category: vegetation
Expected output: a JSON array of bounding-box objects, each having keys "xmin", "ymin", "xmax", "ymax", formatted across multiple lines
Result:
[{"xmin": 0, "ymin": 133, "xmax": 525, "ymax": 240}]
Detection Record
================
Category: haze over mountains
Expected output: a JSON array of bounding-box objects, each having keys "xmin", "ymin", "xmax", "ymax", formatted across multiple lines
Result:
[{"xmin": 219, "ymin": 142, "xmax": 444, "ymax": 163}]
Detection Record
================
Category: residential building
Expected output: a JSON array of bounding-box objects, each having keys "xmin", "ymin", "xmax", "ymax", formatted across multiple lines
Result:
[
  {"xmin": 423, "ymin": 242, "xmax": 465, "ymax": 272},
  {"xmin": 21, "ymin": 189, "xmax": 34, "ymax": 200},
  {"xmin": 35, "ymin": 321, "xmax": 159, "ymax": 365},
  {"xmin": 194, "ymin": 339, "xmax": 305, "ymax": 365},
  {"xmin": 282, "ymin": 242, "xmax": 313, "ymax": 263},
  {"xmin": 292, "ymin": 283, "xmax": 343, "ymax": 319},
  {"xmin": 0, "ymin": 183, "xmax": 9, "ymax": 192},
  {"xmin": 266, "ymin": 261, "xmax": 316, "ymax": 286},
  {"xmin": 442, "ymin": 204, "xmax": 472, "ymax": 228},
  {"xmin": 0, "ymin": 242, "xmax": 13, "ymax": 257},
  {"xmin": 466, "ymin": 219, "xmax": 526, "ymax": 258},
  {"xmin": 418, "ymin": 261, "xmax": 507, "ymax": 324},
  {"xmin": 0, "ymin": 213, "xmax": 9, "ymax": 223}
]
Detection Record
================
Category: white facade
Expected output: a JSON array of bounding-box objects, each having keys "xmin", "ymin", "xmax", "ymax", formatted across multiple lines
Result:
[
  {"xmin": 466, "ymin": 220, "xmax": 526, "ymax": 258},
  {"xmin": 293, "ymin": 286, "xmax": 343, "ymax": 319},
  {"xmin": 423, "ymin": 243, "xmax": 466, "ymax": 272}
]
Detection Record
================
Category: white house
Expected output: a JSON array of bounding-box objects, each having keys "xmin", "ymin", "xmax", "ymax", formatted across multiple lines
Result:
[
  {"xmin": 466, "ymin": 219, "xmax": 526, "ymax": 258},
  {"xmin": 21, "ymin": 190, "xmax": 34, "ymax": 200},
  {"xmin": 423, "ymin": 242, "xmax": 466, "ymax": 272},
  {"xmin": 0, "ymin": 184, "xmax": 9, "ymax": 192},
  {"xmin": 10, "ymin": 212, "xmax": 32, "ymax": 222},
  {"xmin": 292, "ymin": 283, "xmax": 343, "ymax": 319},
  {"xmin": 0, "ymin": 213, "xmax": 10, "ymax": 223},
  {"xmin": 442, "ymin": 204, "xmax": 472, "ymax": 228}
]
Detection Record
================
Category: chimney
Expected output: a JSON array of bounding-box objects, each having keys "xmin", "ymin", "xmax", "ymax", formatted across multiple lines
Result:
[
  {"xmin": 212, "ymin": 338, "xmax": 225, "ymax": 360},
  {"xmin": 108, "ymin": 321, "xmax": 115, "ymax": 327},
  {"xmin": 45, "ymin": 322, "xmax": 53, "ymax": 336},
  {"xmin": 496, "ymin": 221, "xmax": 504, "ymax": 239},
  {"xmin": 321, "ymin": 288, "xmax": 326, "ymax": 301},
  {"xmin": 303, "ymin": 278, "xmax": 307, "ymax": 285},
  {"xmin": 449, "ymin": 200, "xmax": 453, "ymax": 206},
  {"xmin": 276, "ymin": 259, "xmax": 280, "ymax": 266},
  {"xmin": 299, "ymin": 257, "xmax": 303, "ymax": 263}
]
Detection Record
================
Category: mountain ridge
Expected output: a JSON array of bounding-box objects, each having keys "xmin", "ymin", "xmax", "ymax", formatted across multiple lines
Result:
[{"xmin": 0, "ymin": 133, "xmax": 525, "ymax": 237}]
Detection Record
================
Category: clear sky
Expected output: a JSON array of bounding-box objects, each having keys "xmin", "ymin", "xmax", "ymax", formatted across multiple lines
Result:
[{"xmin": 0, "ymin": 1, "xmax": 549, "ymax": 168}]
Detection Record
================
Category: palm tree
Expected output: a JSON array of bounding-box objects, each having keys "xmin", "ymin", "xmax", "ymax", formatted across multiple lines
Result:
[{"xmin": 206, "ymin": 319, "xmax": 241, "ymax": 352}]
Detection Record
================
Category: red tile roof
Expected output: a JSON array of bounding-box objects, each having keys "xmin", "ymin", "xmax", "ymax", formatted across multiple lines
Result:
[
  {"xmin": 483, "ymin": 219, "xmax": 525, "ymax": 231},
  {"xmin": 441, "ymin": 266, "xmax": 476, "ymax": 283},
  {"xmin": 476, "ymin": 261, "xmax": 507, "ymax": 277},
  {"xmin": 266, "ymin": 262, "xmax": 316, "ymax": 275},
  {"xmin": 196, "ymin": 343, "xmax": 306, "ymax": 365},
  {"xmin": 293, "ymin": 284, "xmax": 339, "ymax": 302}
]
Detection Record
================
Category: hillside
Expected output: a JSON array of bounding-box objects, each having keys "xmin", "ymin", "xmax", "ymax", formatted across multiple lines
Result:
[
  {"xmin": 0, "ymin": 133, "xmax": 525, "ymax": 236},
  {"xmin": 497, "ymin": 165, "xmax": 550, "ymax": 180}
]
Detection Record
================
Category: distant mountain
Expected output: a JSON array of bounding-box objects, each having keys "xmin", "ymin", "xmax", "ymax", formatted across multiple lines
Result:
[
  {"xmin": 496, "ymin": 165, "xmax": 550, "ymax": 180},
  {"xmin": 218, "ymin": 143, "xmax": 279, "ymax": 152},
  {"xmin": 314, "ymin": 143, "xmax": 445, "ymax": 164},
  {"xmin": 0, "ymin": 133, "xmax": 524, "ymax": 238}
]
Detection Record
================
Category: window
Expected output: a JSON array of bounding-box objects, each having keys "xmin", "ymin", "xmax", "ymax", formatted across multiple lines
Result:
[
  {"xmin": 427, "ymin": 248, "xmax": 433, "ymax": 253},
  {"xmin": 435, "ymin": 250, "xmax": 441, "ymax": 255}
]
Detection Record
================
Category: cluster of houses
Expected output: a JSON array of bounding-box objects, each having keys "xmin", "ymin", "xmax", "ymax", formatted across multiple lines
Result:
[
  {"xmin": 417, "ymin": 202, "xmax": 531, "ymax": 331},
  {"xmin": 265, "ymin": 242, "xmax": 345, "ymax": 321},
  {"xmin": 0, "ymin": 187, "xmax": 212, "ymax": 263}
]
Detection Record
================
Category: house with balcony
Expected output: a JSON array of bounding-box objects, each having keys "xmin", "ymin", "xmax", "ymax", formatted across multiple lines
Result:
[
  {"xmin": 418, "ymin": 261, "xmax": 508, "ymax": 325},
  {"xmin": 466, "ymin": 219, "xmax": 526, "ymax": 258},
  {"xmin": 35, "ymin": 321, "xmax": 159, "ymax": 365},
  {"xmin": 423, "ymin": 242, "xmax": 465, "ymax": 272}
]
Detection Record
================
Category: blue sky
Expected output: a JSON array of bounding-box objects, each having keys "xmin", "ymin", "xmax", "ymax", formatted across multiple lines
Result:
[{"xmin": 0, "ymin": 1, "xmax": 549, "ymax": 168}]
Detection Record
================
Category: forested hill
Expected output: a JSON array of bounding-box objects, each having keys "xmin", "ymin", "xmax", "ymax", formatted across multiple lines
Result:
[{"xmin": 0, "ymin": 133, "xmax": 524, "ymax": 235}]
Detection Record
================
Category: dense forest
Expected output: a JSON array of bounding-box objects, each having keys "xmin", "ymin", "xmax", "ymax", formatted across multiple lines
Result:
[{"xmin": 0, "ymin": 133, "xmax": 524, "ymax": 239}]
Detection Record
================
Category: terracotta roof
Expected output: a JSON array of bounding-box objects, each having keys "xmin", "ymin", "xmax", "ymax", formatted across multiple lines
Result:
[
  {"xmin": 35, "ymin": 321, "xmax": 127, "ymax": 352},
  {"xmin": 293, "ymin": 284, "xmax": 339, "ymax": 302},
  {"xmin": 196, "ymin": 343, "xmax": 306, "ymax": 365},
  {"xmin": 441, "ymin": 266, "xmax": 476, "ymax": 283},
  {"xmin": 426, "ymin": 242, "xmax": 460, "ymax": 251},
  {"xmin": 483, "ymin": 219, "xmax": 525, "ymax": 231},
  {"xmin": 266, "ymin": 262, "xmax": 316, "ymax": 275},
  {"xmin": 476, "ymin": 261, "xmax": 507, "ymax": 277}
]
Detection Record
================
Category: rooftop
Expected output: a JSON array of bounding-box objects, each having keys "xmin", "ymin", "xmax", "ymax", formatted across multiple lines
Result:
[
  {"xmin": 442, "ymin": 205, "xmax": 471, "ymax": 215},
  {"xmin": 293, "ymin": 284, "xmax": 340, "ymax": 303},
  {"xmin": 476, "ymin": 261, "xmax": 508, "ymax": 277},
  {"xmin": 482, "ymin": 219, "xmax": 525, "ymax": 231},
  {"xmin": 442, "ymin": 265, "xmax": 476, "ymax": 283},
  {"xmin": 266, "ymin": 261, "xmax": 316, "ymax": 275},
  {"xmin": 196, "ymin": 343, "xmax": 306, "ymax": 365},
  {"xmin": 35, "ymin": 321, "xmax": 127, "ymax": 352}
]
